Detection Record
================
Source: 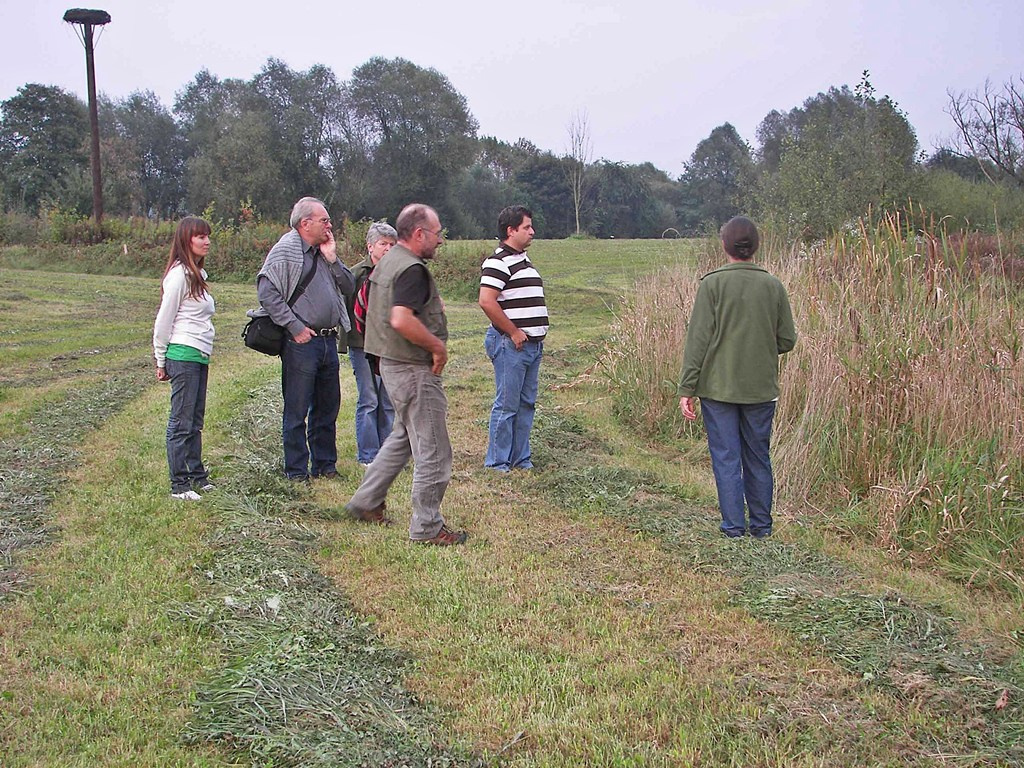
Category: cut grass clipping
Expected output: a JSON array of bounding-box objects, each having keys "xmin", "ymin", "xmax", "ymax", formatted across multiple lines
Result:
[
  {"xmin": 532, "ymin": 410, "xmax": 1024, "ymax": 765},
  {"xmin": 179, "ymin": 382, "xmax": 479, "ymax": 767},
  {"xmin": 0, "ymin": 372, "xmax": 149, "ymax": 600}
]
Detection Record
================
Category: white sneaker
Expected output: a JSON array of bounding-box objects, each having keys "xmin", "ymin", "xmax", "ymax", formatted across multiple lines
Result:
[
  {"xmin": 198, "ymin": 483, "xmax": 216, "ymax": 492},
  {"xmin": 171, "ymin": 490, "xmax": 202, "ymax": 501}
]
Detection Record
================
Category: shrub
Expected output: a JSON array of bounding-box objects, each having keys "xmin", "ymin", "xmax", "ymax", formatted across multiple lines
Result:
[
  {"xmin": 0, "ymin": 211, "xmax": 42, "ymax": 245},
  {"xmin": 431, "ymin": 239, "xmax": 491, "ymax": 300}
]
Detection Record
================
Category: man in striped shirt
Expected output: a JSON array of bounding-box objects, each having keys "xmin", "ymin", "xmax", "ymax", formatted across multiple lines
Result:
[{"xmin": 478, "ymin": 205, "xmax": 549, "ymax": 472}]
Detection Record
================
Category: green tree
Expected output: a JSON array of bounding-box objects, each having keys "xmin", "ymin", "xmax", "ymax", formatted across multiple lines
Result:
[
  {"xmin": 680, "ymin": 123, "xmax": 755, "ymax": 231},
  {"xmin": 0, "ymin": 84, "xmax": 89, "ymax": 212},
  {"xmin": 249, "ymin": 59, "xmax": 338, "ymax": 201},
  {"xmin": 102, "ymin": 90, "xmax": 185, "ymax": 216},
  {"xmin": 590, "ymin": 161, "xmax": 677, "ymax": 238},
  {"xmin": 756, "ymin": 74, "xmax": 918, "ymax": 238},
  {"xmin": 186, "ymin": 110, "xmax": 287, "ymax": 221},
  {"xmin": 346, "ymin": 57, "xmax": 479, "ymax": 226}
]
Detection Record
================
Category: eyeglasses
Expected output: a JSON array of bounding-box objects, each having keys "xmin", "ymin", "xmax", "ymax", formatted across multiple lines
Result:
[
  {"xmin": 305, "ymin": 216, "xmax": 331, "ymax": 225},
  {"xmin": 418, "ymin": 226, "xmax": 444, "ymax": 240}
]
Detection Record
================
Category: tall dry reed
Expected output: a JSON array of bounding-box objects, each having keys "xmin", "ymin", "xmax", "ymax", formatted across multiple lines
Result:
[{"xmin": 603, "ymin": 217, "xmax": 1024, "ymax": 596}]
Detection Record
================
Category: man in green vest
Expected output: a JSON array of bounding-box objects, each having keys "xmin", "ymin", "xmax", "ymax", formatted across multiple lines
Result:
[{"xmin": 343, "ymin": 203, "xmax": 469, "ymax": 546}]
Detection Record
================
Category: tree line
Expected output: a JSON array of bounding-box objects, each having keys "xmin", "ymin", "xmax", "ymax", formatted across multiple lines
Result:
[{"xmin": 1, "ymin": 58, "xmax": 1022, "ymax": 240}]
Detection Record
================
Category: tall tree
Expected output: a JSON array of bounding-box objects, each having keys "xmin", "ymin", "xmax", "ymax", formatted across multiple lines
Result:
[
  {"xmin": 946, "ymin": 76, "xmax": 1024, "ymax": 187},
  {"xmin": 755, "ymin": 73, "xmax": 918, "ymax": 238},
  {"xmin": 104, "ymin": 90, "xmax": 185, "ymax": 216},
  {"xmin": 515, "ymin": 151, "xmax": 575, "ymax": 238},
  {"xmin": 346, "ymin": 57, "xmax": 478, "ymax": 224},
  {"xmin": 0, "ymin": 84, "xmax": 89, "ymax": 212},
  {"xmin": 680, "ymin": 123, "xmax": 755, "ymax": 230},
  {"xmin": 565, "ymin": 110, "xmax": 593, "ymax": 235}
]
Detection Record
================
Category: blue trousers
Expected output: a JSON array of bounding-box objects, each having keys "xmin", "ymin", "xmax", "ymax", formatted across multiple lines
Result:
[
  {"xmin": 484, "ymin": 326, "xmax": 542, "ymax": 471},
  {"xmin": 349, "ymin": 347, "xmax": 394, "ymax": 463},
  {"xmin": 281, "ymin": 336, "xmax": 340, "ymax": 479},
  {"xmin": 700, "ymin": 398, "xmax": 776, "ymax": 537}
]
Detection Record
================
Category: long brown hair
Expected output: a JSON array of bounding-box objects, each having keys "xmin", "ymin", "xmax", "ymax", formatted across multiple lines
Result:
[{"xmin": 162, "ymin": 216, "xmax": 212, "ymax": 300}]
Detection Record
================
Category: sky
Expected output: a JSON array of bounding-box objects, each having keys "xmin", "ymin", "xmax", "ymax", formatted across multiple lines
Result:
[{"xmin": 2, "ymin": 0, "xmax": 1022, "ymax": 177}]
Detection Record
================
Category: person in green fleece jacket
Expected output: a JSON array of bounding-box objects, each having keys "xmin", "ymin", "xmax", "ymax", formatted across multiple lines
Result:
[{"xmin": 678, "ymin": 216, "xmax": 797, "ymax": 539}]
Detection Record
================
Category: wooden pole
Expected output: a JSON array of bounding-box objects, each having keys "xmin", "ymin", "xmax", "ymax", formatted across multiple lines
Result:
[{"xmin": 83, "ymin": 22, "xmax": 103, "ymax": 224}]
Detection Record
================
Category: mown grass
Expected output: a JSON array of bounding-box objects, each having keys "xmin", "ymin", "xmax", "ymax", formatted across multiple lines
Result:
[{"xmin": 2, "ymin": 234, "xmax": 1023, "ymax": 766}]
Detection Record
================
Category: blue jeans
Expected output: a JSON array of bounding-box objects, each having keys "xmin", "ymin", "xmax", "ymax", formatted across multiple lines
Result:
[
  {"xmin": 484, "ymin": 326, "xmax": 542, "ymax": 471},
  {"xmin": 346, "ymin": 359, "xmax": 452, "ymax": 540},
  {"xmin": 700, "ymin": 398, "xmax": 776, "ymax": 537},
  {"xmin": 165, "ymin": 359, "xmax": 209, "ymax": 493},
  {"xmin": 349, "ymin": 347, "xmax": 394, "ymax": 463},
  {"xmin": 281, "ymin": 336, "xmax": 340, "ymax": 478}
]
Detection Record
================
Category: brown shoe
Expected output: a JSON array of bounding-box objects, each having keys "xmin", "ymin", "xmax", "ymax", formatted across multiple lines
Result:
[
  {"xmin": 346, "ymin": 502, "xmax": 394, "ymax": 526},
  {"xmin": 413, "ymin": 525, "xmax": 468, "ymax": 546}
]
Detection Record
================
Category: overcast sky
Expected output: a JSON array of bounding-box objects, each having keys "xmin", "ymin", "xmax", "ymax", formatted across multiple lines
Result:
[{"xmin": 3, "ymin": 0, "xmax": 1021, "ymax": 176}]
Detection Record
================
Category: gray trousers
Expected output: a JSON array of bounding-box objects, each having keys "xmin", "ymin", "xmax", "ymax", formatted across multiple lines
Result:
[{"xmin": 346, "ymin": 358, "xmax": 451, "ymax": 539}]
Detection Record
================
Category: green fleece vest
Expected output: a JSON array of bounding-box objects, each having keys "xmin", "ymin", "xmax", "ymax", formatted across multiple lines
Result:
[{"xmin": 364, "ymin": 244, "xmax": 448, "ymax": 365}]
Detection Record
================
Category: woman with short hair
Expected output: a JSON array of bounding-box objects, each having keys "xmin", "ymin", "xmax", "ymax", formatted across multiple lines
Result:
[{"xmin": 345, "ymin": 221, "xmax": 397, "ymax": 466}]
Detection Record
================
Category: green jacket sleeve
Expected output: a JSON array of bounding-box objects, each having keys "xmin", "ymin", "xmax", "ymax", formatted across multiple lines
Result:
[
  {"xmin": 677, "ymin": 280, "xmax": 714, "ymax": 396},
  {"xmin": 776, "ymin": 287, "xmax": 797, "ymax": 354}
]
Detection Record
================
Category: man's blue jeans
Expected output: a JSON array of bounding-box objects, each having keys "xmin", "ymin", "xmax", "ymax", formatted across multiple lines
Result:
[
  {"xmin": 484, "ymin": 326, "xmax": 542, "ymax": 471},
  {"xmin": 165, "ymin": 359, "xmax": 209, "ymax": 493},
  {"xmin": 349, "ymin": 347, "xmax": 394, "ymax": 463},
  {"xmin": 700, "ymin": 398, "xmax": 776, "ymax": 537},
  {"xmin": 281, "ymin": 336, "xmax": 340, "ymax": 478}
]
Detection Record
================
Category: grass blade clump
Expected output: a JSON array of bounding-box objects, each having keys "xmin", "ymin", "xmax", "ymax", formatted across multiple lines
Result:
[
  {"xmin": 179, "ymin": 383, "xmax": 476, "ymax": 767},
  {"xmin": 530, "ymin": 413, "xmax": 1024, "ymax": 765},
  {"xmin": 0, "ymin": 374, "xmax": 148, "ymax": 600}
]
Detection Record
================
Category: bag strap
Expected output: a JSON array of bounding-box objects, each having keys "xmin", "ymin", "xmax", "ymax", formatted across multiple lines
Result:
[{"xmin": 286, "ymin": 250, "xmax": 320, "ymax": 308}]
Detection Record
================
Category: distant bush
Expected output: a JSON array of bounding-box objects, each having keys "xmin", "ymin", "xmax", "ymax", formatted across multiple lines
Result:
[
  {"xmin": 603, "ymin": 215, "xmax": 1024, "ymax": 597},
  {"xmin": 0, "ymin": 213, "xmax": 491, "ymax": 290},
  {"xmin": 913, "ymin": 170, "xmax": 1024, "ymax": 232},
  {"xmin": 431, "ymin": 240, "xmax": 491, "ymax": 300},
  {"xmin": 0, "ymin": 211, "xmax": 42, "ymax": 245}
]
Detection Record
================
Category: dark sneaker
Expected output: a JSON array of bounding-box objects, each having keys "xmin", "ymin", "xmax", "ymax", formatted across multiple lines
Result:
[
  {"xmin": 413, "ymin": 525, "xmax": 468, "ymax": 546},
  {"xmin": 313, "ymin": 471, "xmax": 339, "ymax": 479},
  {"xmin": 346, "ymin": 502, "xmax": 393, "ymax": 526}
]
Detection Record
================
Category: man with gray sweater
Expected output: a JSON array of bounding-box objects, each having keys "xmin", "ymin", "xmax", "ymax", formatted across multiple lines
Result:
[{"xmin": 257, "ymin": 197, "xmax": 354, "ymax": 480}]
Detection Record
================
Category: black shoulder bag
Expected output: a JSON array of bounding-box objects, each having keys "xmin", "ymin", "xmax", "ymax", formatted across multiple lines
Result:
[{"xmin": 242, "ymin": 257, "xmax": 319, "ymax": 356}]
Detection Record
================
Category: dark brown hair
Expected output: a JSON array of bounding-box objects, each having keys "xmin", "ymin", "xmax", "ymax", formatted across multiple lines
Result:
[
  {"xmin": 162, "ymin": 216, "xmax": 212, "ymax": 299},
  {"xmin": 498, "ymin": 205, "xmax": 532, "ymax": 240}
]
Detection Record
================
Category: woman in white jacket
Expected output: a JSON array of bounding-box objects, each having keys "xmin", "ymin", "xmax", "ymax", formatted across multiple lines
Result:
[{"xmin": 153, "ymin": 217, "xmax": 215, "ymax": 500}]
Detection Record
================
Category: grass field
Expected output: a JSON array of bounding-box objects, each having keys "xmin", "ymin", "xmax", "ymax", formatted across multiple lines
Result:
[{"xmin": 1, "ymin": 238, "xmax": 1022, "ymax": 766}]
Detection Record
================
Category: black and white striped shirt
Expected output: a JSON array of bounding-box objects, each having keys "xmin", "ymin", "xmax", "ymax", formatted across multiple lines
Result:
[{"xmin": 480, "ymin": 244, "xmax": 549, "ymax": 338}]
